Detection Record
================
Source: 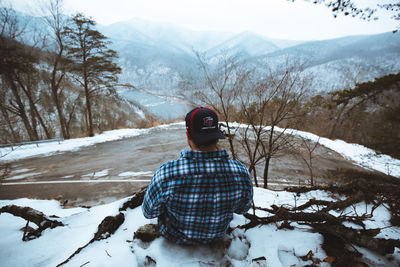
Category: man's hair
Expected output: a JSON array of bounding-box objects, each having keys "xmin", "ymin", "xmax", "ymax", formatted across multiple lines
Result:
[{"xmin": 192, "ymin": 138, "xmax": 219, "ymax": 149}]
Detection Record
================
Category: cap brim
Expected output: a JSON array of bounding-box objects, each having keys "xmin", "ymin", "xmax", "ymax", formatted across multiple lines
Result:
[{"xmin": 191, "ymin": 129, "xmax": 225, "ymax": 144}]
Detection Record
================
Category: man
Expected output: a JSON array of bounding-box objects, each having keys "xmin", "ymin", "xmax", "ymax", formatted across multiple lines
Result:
[{"xmin": 142, "ymin": 107, "xmax": 253, "ymax": 245}]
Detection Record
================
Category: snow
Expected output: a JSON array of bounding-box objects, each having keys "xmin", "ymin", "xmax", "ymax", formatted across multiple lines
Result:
[
  {"xmin": 286, "ymin": 128, "xmax": 400, "ymax": 178},
  {"xmin": 1, "ymin": 121, "xmax": 399, "ymax": 179},
  {"xmin": 81, "ymin": 169, "xmax": 112, "ymax": 178},
  {"xmin": 229, "ymin": 122, "xmax": 400, "ymax": 178},
  {"xmin": 10, "ymin": 168, "xmax": 35, "ymax": 174},
  {"xmin": 118, "ymin": 171, "xmax": 153, "ymax": 177},
  {"xmin": 1, "ymin": 179, "xmax": 152, "ymax": 186},
  {"xmin": 0, "ymin": 122, "xmax": 400, "ymax": 179},
  {"xmin": 1, "ymin": 123, "xmax": 399, "ymax": 265},
  {"xmin": 2, "ymin": 121, "xmax": 399, "ymax": 177},
  {"xmin": 1, "ymin": 187, "xmax": 398, "ymax": 266},
  {"xmin": 4, "ymin": 171, "xmax": 44, "ymax": 181}
]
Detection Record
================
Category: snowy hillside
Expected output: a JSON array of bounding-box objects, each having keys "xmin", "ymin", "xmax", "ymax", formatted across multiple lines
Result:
[
  {"xmin": 1, "ymin": 186, "xmax": 399, "ymax": 266},
  {"xmin": 254, "ymin": 32, "xmax": 400, "ymax": 91},
  {"xmin": 206, "ymin": 31, "xmax": 279, "ymax": 57},
  {"xmin": 1, "ymin": 123, "xmax": 400, "ymax": 266}
]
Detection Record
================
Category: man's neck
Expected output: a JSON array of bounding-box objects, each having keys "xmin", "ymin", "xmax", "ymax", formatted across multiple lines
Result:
[
  {"xmin": 189, "ymin": 141, "xmax": 218, "ymax": 152},
  {"xmin": 191, "ymin": 146, "xmax": 218, "ymax": 152}
]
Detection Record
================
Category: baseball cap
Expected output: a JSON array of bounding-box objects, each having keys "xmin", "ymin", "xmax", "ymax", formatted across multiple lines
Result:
[{"xmin": 185, "ymin": 107, "xmax": 225, "ymax": 144}]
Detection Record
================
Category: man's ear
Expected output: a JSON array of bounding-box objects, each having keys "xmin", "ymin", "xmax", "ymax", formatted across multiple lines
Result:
[
  {"xmin": 186, "ymin": 131, "xmax": 193, "ymax": 149},
  {"xmin": 186, "ymin": 131, "xmax": 191, "ymax": 142}
]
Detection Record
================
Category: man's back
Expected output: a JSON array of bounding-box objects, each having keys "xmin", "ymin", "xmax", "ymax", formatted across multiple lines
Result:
[{"xmin": 142, "ymin": 149, "xmax": 253, "ymax": 245}]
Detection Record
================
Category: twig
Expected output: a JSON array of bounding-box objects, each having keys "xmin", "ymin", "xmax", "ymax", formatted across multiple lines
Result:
[{"xmin": 22, "ymin": 220, "xmax": 29, "ymax": 241}]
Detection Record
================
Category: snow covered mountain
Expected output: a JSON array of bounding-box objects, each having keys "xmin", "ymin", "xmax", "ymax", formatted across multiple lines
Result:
[
  {"xmin": 14, "ymin": 11, "xmax": 400, "ymax": 94},
  {"xmin": 205, "ymin": 31, "xmax": 279, "ymax": 57},
  {"xmin": 253, "ymin": 32, "xmax": 400, "ymax": 90},
  {"xmin": 96, "ymin": 18, "xmax": 309, "ymax": 93},
  {"xmin": 98, "ymin": 18, "xmax": 235, "ymax": 53},
  {"xmin": 97, "ymin": 18, "xmax": 400, "ymax": 93}
]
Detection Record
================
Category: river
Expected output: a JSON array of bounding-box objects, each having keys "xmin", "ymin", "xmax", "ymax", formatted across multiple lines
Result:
[{"xmin": 118, "ymin": 89, "xmax": 191, "ymax": 121}]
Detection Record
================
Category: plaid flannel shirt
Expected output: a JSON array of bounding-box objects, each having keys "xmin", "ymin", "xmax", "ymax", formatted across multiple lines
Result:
[{"xmin": 142, "ymin": 149, "xmax": 253, "ymax": 245}]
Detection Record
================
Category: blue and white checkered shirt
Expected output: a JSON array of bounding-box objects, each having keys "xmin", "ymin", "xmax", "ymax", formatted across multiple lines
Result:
[{"xmin": 142, "ymin": 149, "xmax": 253, "ymax": 245}]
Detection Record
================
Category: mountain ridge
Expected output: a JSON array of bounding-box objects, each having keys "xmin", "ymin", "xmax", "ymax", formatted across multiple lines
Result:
[{"xmin": 13, "ymin": 11, "xmax": 400, "ymax": 93}]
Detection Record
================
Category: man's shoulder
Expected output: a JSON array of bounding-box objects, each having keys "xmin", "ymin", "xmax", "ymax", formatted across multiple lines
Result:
[
  {"xmin": 154, "ymin": 156, "xmax": 188, "ymax": 174},
  {"xmin": 226, "ymin": 158, "xmax": 250, "ymax": 173}
]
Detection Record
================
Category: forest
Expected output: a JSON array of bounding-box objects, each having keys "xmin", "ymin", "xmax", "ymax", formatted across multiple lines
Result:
[{"xmin": 0, "ymin": 3, "xmax": 153, "ymax": 145}]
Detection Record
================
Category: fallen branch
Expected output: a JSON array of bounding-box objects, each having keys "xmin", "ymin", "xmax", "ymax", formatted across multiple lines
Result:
[
  {"xmin": 243, "ymin": 179, "xmax": 400, "ymax": 265},
  {"xmin": 57, "ymin": 213, "xmax": 125, "ymax": 267},
  {"xmin": 0, "ymin": 205, "xmax": 64, "ymax": 240},
  {"xmin": 58, "ymin": 186, "xmax": 148, "ymax": 266},
  {"xmin": 119, "ymin": 186, "xmax": 147, "ymax": 211},
  {"xmin": 242, "ymin": 205, "xmax": 341, "ymax": 230},
  {"xmin": 313, "ymin": 223, "xmax": 400, "ymax": 255}
]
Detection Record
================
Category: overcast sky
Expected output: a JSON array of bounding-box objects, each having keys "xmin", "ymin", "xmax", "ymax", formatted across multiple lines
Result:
[{"xmin": 9, "ymin": 0, "xmax": 398, "ymax": 40}]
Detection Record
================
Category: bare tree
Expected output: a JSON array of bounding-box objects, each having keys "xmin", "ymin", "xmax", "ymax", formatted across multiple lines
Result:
[
  {"xmin": 15, "ymin": 69, "xmax": 51, "ymax": 139},
  {"xmin": 295, "ymin": 136, "xmax": 320, "ymax": 186},
  {"xmin": 40, "ymin": 0, "xmax": 71, "ymax": 139},
  {"xmin": 237, "ymin": 71, "xmax": 279, "ymax": 187},
  {"xmin": 239, "ymin": 60, "xmax": 311, "ymax": 188},
  {"xmin": 0, "ymin": 2, "xmax": 26, "ymax": 40},
  {"xmin": 0, "ymin": 5, "xmax": 43, "ymax": 141},
  {"xmin": 192, "ymin": 51, "xmax": 249, "ymax": 159},
  {"xmin": 293, "ymin": 0, "xmax": 400, "ymax": 32},
  {"xmin": 0, "ymin": 81, "xmax": 20, "ymax": 143}
]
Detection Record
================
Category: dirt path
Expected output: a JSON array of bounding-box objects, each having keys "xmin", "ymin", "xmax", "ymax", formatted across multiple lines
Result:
[{"xmin": 0, "ymin": 124, "xmax": 365, "ymax": 207}]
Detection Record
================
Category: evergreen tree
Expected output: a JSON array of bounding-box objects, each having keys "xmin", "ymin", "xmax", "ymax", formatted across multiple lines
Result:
[{"xmin": 63, "ymin": 13, "xmax": 121, "ymax": 137}]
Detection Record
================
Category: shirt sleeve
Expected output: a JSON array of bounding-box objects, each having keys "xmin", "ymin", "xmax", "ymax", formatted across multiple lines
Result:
[
  {"xmin": 142, "ymin": 166, "xmax": 166, "ymax": 219},
  {"xmin": 234, "ymin": 167, "xmax": 254, "ymax": 214}
]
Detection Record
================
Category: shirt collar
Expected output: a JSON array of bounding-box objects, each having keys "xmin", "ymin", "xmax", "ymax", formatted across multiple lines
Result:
[{"xmin": 180, "ymin": 149, "xmax": 229, "ymax": 159}]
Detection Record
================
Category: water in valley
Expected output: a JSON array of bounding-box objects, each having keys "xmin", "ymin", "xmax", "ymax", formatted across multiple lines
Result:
[{"xmin": 119, "ymin": 89, "xmax": 191, "ymax": 121}]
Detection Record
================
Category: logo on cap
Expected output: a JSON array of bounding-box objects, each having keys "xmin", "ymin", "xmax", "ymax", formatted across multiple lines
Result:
[{"xmin": 202, "ymin": 116, "xmax": 215, "ymax": 129}]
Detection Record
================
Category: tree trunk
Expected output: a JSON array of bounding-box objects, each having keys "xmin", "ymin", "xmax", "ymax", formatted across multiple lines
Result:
[
  {"xmin": 228, "ymin": 135, "xmax": 236, "ymax": 159},
  {"xmin": 252, "ymin": 166, "xmax": 258, "ymax": 188},
  {"xmin": 27, "ymin": 97, "xmax": 39, "ymax": 139},
  {"xmin": 225, "ymin": 121, "xmax": 236, "ymax": 160},
  {"xmin": 7, "ymin": 76, "xmax": 38, "ymax": 141},
  {"xmin": 83, "ymin": 73, "xmax": 94, "ymax": 137},
  {"xmin": 309, "ymin": 157, "xmax": 314, "ymax": 186},
  {"xmin": 18, "ymin": 79, "xmax": 52, "ymax": 139},
  {"xmin": 51, "ymin": 86, "xmax": 69, "ymax": 139},
  {"xmin": 263, "ymin": 156, "xmax": 271, "ymax": 189},
  {"xmin": 262, "ymin": 125, "xmax": 275, "ymax": 189},
  {"xmin": 0, "ymin": 104, "xmax": 19, "ymax": 142},
  {"xmin": 34, "ymin": 105, "xmax": 51, "ymax": 139},
  {"xmin": 329, "ymin": 104, "xmax": 346, "ymax": 139},
  {"xmin": 249, "ymin": 164, "xmax": 259, "ymax": 187},
  {"xmin": 50, "ymin": 43, "xmax": 71, "ymax": 139}
]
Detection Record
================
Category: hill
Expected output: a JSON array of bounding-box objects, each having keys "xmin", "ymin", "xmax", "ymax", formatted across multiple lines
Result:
[
  {"xmin": 94, "ymin": 18, "xmax": 400, "ymax": 94},
  {"xmin": 14, "ymin": 11, "xmax": 400, "ymax": 95}
]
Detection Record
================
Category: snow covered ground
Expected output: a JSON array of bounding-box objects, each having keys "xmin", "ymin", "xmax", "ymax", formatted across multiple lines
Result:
[
  {"xmin": 1, "ymin": 187, "xmax": 399, "ymax": 267},
  {"xmin": 229, "ymin": 123, "xmax": 400, "ymax": 178},
  {"xmin": 1, "ymin": 122, "xmax": 400, "ymax": 178},
  {"xmin": 1, "ymin": 123, "xmax": 400, "ymax": 266}
]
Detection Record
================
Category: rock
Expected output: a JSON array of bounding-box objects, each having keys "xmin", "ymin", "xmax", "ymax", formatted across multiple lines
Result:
[{"xmin": 134, "ymin": 224, "xmax": 160, "ymax": 242}]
